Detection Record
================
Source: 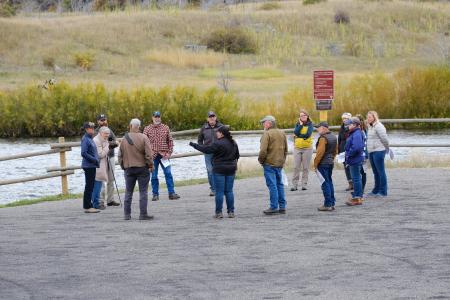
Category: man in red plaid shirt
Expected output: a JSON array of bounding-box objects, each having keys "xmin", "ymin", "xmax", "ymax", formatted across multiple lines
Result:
[{"xmin": 143, "ymin": 111, "xmax": 180, "ymax": 201}]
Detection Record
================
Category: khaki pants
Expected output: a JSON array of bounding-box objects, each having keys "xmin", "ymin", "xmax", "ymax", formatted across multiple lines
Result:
[
  {"xmin": 99, "ymin": 156, "xmax": 115, "ymax": 206},
  {"xmin": 291, "ymin": 147, "xmax": 313, "ymax": 189}
]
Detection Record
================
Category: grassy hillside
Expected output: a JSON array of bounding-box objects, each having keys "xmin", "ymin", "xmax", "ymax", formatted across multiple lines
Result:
[{"xmin": 0, "ymin": 0, "xmax": 449, "ymax": 99}]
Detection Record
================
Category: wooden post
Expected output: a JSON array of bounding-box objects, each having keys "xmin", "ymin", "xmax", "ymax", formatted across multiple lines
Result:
[
  {"xmin": 319, "ymin": 111, "xmax": 328, "ymax": 122},
  {"xmin": 59, "ymin": 137, "xmax": 69, "ymax": 195}
]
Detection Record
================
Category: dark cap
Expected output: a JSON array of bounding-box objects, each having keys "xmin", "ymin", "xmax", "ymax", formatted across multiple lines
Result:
[
  {"xmin": 314, "ymin": 121, "xmax": 329, "ymax": 128},
  {"xmin": 153, "ymin": 111, "xmax": 161, "ymax": 117},
  {"xmin": 208, "ymin": 111, "xmax": 216, "ymax": 117},
  {"xmin": 344, "ymin": 117, "xmax": 361, "ymax": 126},
  {"xmin": 216, "ymin": 125, "xmax": 231, "ymax": 137},
  {"xmin": 97, "ymin": 114, "xmax": 107, "ymax": 121},
  {"xmin": 83, "ymin": 122, "xmax": 95, "ymax": 129}
]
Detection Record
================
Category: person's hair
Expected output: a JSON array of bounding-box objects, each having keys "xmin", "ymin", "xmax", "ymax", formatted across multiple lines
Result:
[
  {"xmin": 217, "ymin": 126, "xmax": 235, "ymax": 143},
  {"xmin": 355, "ymin": 114, "xmax": 367, "ymax": 131},
  {"xmin": 367, "ymin": 111, "xmax": 379, "ymax": 124},
  {"xmin": 299, "ymin": 109, "xmax": 311, "ymax": 123},
  {"xmin": 98, "ymin": 126, "xmax": 110, "ymax": 134},
  {"xmin": 130, "ymin": 118, "xmax": 141, "ymax": 128},
  {"xmin": 342, "ymin": 112, "xmax": 352, "ymax": 119}
]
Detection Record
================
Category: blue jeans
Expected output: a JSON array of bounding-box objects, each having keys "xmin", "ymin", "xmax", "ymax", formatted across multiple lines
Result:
[
  {"xmin": 317, "ymin": 164, "xmax": 336, "ymax": 207},
  {"xmin": 369, "ymin": 151, "xmax": 388, "ymax": 196},
  {"xmin": 263, "ymin": 165, "xmax": 286, "ymax": 210},
  {"xmin": 92, "ymin": 180, "xmax": 103, "ymax": 209},
  {"xmin": 213, "ymin": 173, "xmax": 235, "ymax": 213},
  {"xmin": 151, "ymin": 154, "xmax": 175, "ymax": 196},
  {"xmin": 204, "ymin": 154, "xmax": 215, "ymax": 192},
  {"xmin": 349, "ymin": 163, "xmax": 363, "ymax": 199}
]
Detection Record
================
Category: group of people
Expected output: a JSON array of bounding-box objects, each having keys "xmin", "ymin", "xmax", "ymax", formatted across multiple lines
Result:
[{"xmin": 80, "ymin": 109, "xmax": 389, "ymax": 219}]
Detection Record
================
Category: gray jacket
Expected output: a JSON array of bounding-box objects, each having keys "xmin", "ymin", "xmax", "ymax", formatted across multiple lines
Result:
[{"xmin": 367, "ymin": 121, "xmax": 389, "ymax": 153}]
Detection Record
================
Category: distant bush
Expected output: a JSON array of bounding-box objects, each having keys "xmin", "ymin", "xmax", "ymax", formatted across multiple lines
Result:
[
  {"xmin": 73, "ymin": 52, "xmax": 95, "ymax": 71},
  {"xmin": 334, "ymin": 10, "xmax": 350, "ymax": 24},
  {"xmin": 0, "ymin": 1, "xmax": 16, "ymax": 17},
  {"xmin": 204, "ymin": 29, "xmax": 257, "ymax": 54},
  {"xmin": 93, "ymin": 0, "xmax": 126, "ymax": 11},
  {"xmin": 303, "ymin": 0, "xmax": 326, "ymax": 5},
  {"xmin": 42, "ymin": 56, "xmax": 56, "ymax": 69},
  {"xmin": 259, "ymin": 2, "xmax": 282, "ymax": 10}
]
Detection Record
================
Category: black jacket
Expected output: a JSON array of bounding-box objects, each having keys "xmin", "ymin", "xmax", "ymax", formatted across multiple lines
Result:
[
  {"xmin": 191, "ymin": 138, "xmax": 240, "ymax": 175},
  {"xmin": 197, "ymin": 121, "xmax": 223, "ymax": 145},
  {"xmin": 337, "ymin": 124, "xmax": 349, "ymax": 154}
]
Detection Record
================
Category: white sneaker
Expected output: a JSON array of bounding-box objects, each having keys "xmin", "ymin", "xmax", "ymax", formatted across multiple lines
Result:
[{"xmin": 85, "ymin": 208, "xmax": 100, "ymax": 213}]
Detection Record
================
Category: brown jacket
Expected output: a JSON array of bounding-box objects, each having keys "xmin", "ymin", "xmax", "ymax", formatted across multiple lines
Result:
[
  {"xmin": 258, "ymin": 128, "xmax": 288, "ymax": 168},
  {"xmin": 313, "ymin": 131, "xmax": 338, "ymax": 169},
  {"xmin": 118, "ymin": 132, "xmax": 154, "ymax": 169}
]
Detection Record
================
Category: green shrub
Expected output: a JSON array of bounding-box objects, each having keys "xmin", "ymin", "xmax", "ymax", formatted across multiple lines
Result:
[
  {"xmin": 204, "ymin": 28, "xmax": 258, "ymax": 54},
  {"xmin": 303, "ymin": 0, "xmax": 326, "ymax": 5},
  {"xmin": 0, "ymin": 1, "xmax": 16, "ymax": 17},
  {"xmin": 73, "ymin": 52, "xmax": 95, "ymax": 71},
  {"xmin": 259, "ymin": 2, "xmax": 282, "ymax": 10},
  {"xmin": 0, "ymin": 65, "xmax": 448, "ymax": 137}
]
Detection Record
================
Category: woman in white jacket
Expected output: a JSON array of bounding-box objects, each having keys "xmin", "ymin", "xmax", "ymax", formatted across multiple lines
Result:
[
  {"xmin": 92, "ymin": 127, "xmax": 111, "ymax": 209},
  {"xmin": 366, "ymin": 111, "xmax": 389, "ymax": 197}
]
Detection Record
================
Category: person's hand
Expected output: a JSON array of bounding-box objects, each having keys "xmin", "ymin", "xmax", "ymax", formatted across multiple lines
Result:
[
  {"xmin": 148, "ymin": 165, "xmax": 154, "ymax": 172},
  {"xmin": 385, "ymin": 148, "xmax": 390, "ymax": 155}
]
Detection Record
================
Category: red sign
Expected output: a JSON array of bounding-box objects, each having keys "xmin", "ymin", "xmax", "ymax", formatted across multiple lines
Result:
[{"xmin": 314, "ymin": 70, "xmax": 334, "ymax": 110}]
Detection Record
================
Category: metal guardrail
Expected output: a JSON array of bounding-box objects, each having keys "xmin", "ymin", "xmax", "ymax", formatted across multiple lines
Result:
[{"xmin": 1, "ymin": 118, "xmax": 450, "ymax": 194}]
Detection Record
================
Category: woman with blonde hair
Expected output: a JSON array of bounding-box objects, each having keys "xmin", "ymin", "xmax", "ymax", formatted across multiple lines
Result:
[
  {"xmin": 291, "ymin": 109, "xmax": 314, "ymax": 191},
  {"xmin": 366, "ymin": 111, "xmax": 389, "ymax": 197}
]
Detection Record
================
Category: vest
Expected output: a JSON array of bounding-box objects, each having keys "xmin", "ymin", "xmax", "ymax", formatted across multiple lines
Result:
[{"xmin": 316, "ymin": 132, "xmax": 337, "ymax": 165}]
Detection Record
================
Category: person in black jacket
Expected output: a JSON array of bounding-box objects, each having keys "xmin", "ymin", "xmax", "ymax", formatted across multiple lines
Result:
[
  {"xmin": 338, "ymin": 112, "xmax": 353, "ymax": 191},
  {"xmin": 197, "ymin": 111, "xmax": 223, "ymax": 197},
  {"xmin": 190, "ymin": 126, "xmax": 239, "ymax": 219}
]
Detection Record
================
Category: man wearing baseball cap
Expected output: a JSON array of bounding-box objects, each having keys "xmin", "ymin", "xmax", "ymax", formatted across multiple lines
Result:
[
  {"xmin": 95, "ymin": 114, "xmax": 120, "ymax": 209},
  {"xmin": 314, "ymin": 121, "xmax": 338, "ymax": 212},
  {"xmin": 80, "ymin": 121, "xmax": 100, "ymax": 213},
  {"xmin": 197, "ymin": 111, "xmax": 223, "ymax": 197},
  {"xmin": 258, "ymin": 115, "xmax": 288, "ymax": 215},
  {"xmin": 143, "ymin": 111, "xmax": 180, "ymax": 201}
]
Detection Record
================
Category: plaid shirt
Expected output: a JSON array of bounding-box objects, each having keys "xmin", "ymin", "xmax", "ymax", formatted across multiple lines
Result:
[{"xmin": 143, "ymin": 123, "xmax": 174, "ymax": 159}]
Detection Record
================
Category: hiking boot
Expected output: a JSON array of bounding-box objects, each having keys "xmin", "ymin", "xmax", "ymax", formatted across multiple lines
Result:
[
  {"xmin": 214, "ymin": 213, "xmax": 223, "ymax": 219},
  {"xmin": 278, "ymin": 209, "xmax": 286, "ymax": 214},
  {"xmin": 228, "ymin": 212, "xmax": 235, "ymax": 218},
  {"xmin": 98, "ymin": 204, "xmax": 106, "ymax": 210},
  {"xmin": 152, "ymin": 195, "xmax": 159, "ymax": 201},
  {"xmin": 107, "ymin": 201, "xmax": 120, "ymax": 206},
  {"xmin": 346, "ymin": 198, "xmax": 363, "ymax": 206},
  {"xmin": 169, "ymin": 193, "xmax": 180, "ymax": 200},
  {"xmin": 263, "ymin": 208, "xmax": 279, "ymax": 215},
  {"xmin": 209, "ymin": 191, "xmax": 215, "ymax": 197},
  {"xmin": 139, "ymin": 214, "xmax": 154, "ymax": 220},
  {"xmin": 345, "ymin": 183, "xmax": 354, "ymax": 191},
  {"xmin": 301, "ymin": 187, "xmax": 307, "ymax": 191},
  {"xmin": 318, "ymin": 205, "xmax": 335, "ymax": 212},
  {"xmin": 124, "ymin": 215, "xmax": 131, "ymax": 220},
  {"xmin": 85, "ymin": 208, "xmax": 100, "ymax": 213},
  {"xmin": 290, "ymin": 187, "xmax": 298, "ymax": 191}
]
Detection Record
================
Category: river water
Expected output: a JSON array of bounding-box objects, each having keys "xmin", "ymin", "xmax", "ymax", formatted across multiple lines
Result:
[{"xmin": 1, "ymin": 129, "xmax": 449, "ymax": 205}]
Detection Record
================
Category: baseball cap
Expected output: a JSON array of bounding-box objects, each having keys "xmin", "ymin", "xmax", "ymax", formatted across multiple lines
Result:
[
  {"xmin": 344, "ymin": 117, "xmax": 361, "ymax": 126},
  {"xmin": 260, "ymin": 115, "xmax": 276, "ymax": 123},
  {"xmin": 97, "ymin": 114, "xmax": 107, "ymax": 121},
  {"xmin": 152, "ymin": 111, "xmax": 161, "ymax": 117},
  {"xmin": 208, "ymin": 111, "xmax": 216, "ymax": 117},
  {"xmin": 83, "ymin": 122, "xmax": 95, "ymax": 129},
  {"xmin": 314, "ymin": 121, "xmax": 329, "ymax": 128}
]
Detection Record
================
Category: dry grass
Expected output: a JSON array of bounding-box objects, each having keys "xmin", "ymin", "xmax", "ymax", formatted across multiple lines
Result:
[
  {"xmin": 0, "ymin": 0, "xmax": 449, "ymax": 97},
  {"xmin": 146, "ymin": 49, "xmax": 225, "ymax": 68}
]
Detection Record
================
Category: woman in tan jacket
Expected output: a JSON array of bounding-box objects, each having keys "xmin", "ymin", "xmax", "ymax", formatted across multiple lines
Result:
[{"xmin": 92, "ymin": 127, "xmax": 111, "ymax": 209}]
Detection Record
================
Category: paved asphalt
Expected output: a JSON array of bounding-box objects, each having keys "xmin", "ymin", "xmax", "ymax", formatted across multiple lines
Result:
[{"xmin": 1, "ymin": 168, "xmax": 450, "ymax": 300}]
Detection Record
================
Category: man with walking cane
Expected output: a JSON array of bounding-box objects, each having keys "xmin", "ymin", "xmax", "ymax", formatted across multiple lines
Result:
[{"xmin": 96, "ymin": 114, "xmax": 121, "ymax": 209}]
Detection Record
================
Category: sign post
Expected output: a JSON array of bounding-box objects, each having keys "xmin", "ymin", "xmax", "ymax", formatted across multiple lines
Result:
[{"xmin": 314, "ymin": 70, "xmax": 334, "ymax": 122}]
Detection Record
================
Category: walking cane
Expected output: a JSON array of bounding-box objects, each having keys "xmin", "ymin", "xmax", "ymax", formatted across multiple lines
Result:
[{"xmin": 107, "ymin": 156, "xmax": 122, "ymax": 207}]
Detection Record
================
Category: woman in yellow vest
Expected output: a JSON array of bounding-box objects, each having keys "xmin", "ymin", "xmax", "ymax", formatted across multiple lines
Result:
[{"xmin": 291, "ymin": 109, "xmax": 314, "ymax": 191}]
